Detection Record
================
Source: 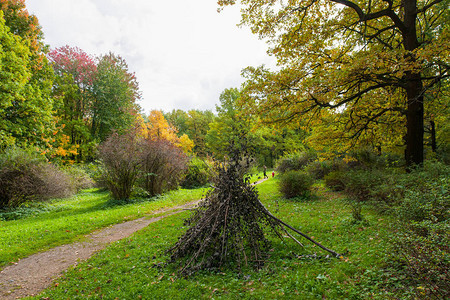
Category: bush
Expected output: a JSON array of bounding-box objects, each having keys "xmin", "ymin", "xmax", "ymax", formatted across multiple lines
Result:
[
  {"xmin": 63, "ymin": 165, "xmax": 94, "ymax": 192},
  {"xmin": 275, "ymin": 151, "xmax": 317, "ymax": 173},
  {"xmin": 82, "ymin": 162, "xmax": 107, "ymax": 188},
  {"xmin": 324, "ymin": 171, "xmax": 347, "ymax": 191},
  {"xmin": 99, "ymin": 131, "xmax": 189, "ymax": 200},
  {"xmin": 0, "ymin": 148, "xmax": 74, "ymax": 208},
  {"xmin": 279, "ymin": 170, "xmax": 314, "ymax": 199},
  {"xmin": 393, "ymin": 162, "xmax": 449, "ymax": 298},
  {"xmin": 305, "ymin": 160, "xmax": 331, "ymax": 179},
  {"xmin": 98, "ymin": 131, "xmax": 143, "ymax": 201},
  {"xmin": 139, "ymin": 139, "xmax": 188, "ymax": 196},
  {"xmin": 391, "ymin": 172, "xmax": 449, "ymax": 299},
  {"xmin": 181, "ymin": 157, "xmax": 212, "ymax": 188}
]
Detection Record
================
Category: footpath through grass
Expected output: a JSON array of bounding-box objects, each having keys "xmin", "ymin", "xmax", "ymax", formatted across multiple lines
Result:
[
  {"xmin": 0, "ymin": 188, "xmax": 207, "ymax": 268},
  {"xmin": 30, "ymin": 179, "xmax": 397, "ymax": 299}
]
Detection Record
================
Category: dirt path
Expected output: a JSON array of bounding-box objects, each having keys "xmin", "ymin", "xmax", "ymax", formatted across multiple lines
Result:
[
  {"xmin": 0, "ymin": 178, "xmax": 268, "ymax": 299},
  {"xmin": 0, "ymin": 200, "xmax": 199, "ymax": 299}
]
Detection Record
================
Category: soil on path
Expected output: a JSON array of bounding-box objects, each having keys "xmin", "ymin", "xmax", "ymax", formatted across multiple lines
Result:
[{"xmin": 0, "ymin": 178, "xmax": 268, "ymax": 299}]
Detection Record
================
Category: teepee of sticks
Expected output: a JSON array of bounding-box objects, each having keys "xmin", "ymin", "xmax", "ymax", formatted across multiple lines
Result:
[{"xmin": 167, "ymin": 148, "xmax": 340, "ymax": 276}]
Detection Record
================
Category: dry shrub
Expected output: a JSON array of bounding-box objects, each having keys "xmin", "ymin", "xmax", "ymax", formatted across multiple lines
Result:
[
  {"xmin": 98, "ymin": 130, "xmax": 188, "ymax": 200},
  {"xmin": 140, "ymin": 139, "xmax": 188, "ymax": 196},
  {"xmin": 0, "ymin": 148, "xmax": 74, "ymax": 208},
  {"xmin": 98, "ymin": 131, "xmax": 143, "ymax": 201}
]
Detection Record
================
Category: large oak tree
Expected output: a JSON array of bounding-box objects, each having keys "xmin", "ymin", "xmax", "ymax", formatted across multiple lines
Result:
[{"xmin": 219, "ymin": 0, "xmax": 449, "ymax": 166}]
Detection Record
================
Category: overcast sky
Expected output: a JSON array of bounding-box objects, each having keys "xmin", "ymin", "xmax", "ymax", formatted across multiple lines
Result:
[{"xmin": 25, "ymin": 0, "xmax": 275, "ymax": 113}]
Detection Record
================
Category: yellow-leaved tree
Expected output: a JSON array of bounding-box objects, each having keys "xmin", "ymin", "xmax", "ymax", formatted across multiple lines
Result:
[
  {"xmin": 220, "ymin": 0, "xmax": 449, "ymax": 166},
  {"xmin": 145, "ymin": 110, "xmax": 194, "ymax": 153}
]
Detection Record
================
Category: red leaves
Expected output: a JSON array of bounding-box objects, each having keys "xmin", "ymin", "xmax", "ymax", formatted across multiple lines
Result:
[{"xmin": 48, "ymin": 45, "xmax": 97, "ymax": 87}]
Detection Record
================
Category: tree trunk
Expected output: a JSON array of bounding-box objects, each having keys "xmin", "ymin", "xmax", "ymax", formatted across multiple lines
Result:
[
  {"xmin": 405, "ymin": 73, "xmax": 424, "ymax": 166},
  {"xmin": 430, "ymin": 120, "xmax": 437, "ymax": 152},
  {"xmin": 403, "ymin": 0, "xmax": 424, "ymax": 167}
]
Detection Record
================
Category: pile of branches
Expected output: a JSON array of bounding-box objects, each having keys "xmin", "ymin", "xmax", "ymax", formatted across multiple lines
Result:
[{"xmin": 167, "ymin": 147, "xmax": 340, "ymax": 276}]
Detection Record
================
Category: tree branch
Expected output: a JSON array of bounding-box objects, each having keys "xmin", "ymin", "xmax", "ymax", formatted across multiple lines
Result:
[
  {"xmin": 330, "ymin": 0, "xmax": 407, "ymax": 33},
  {"xmin": 417, "ymin": 0, "xmax": 445, "ymax": 14}
]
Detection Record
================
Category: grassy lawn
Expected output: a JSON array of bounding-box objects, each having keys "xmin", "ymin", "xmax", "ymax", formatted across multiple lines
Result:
[
  {"xmin": 0, "ymin": 188, "xmax": 207, "ymax": 268},
  {"xmin": 29, "ymin": 179, "xmax": 398, "ymax": 299}
]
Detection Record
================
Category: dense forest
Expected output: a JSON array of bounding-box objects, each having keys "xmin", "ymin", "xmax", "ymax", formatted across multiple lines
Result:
[{"xmin": 0, "ymin": 0, "xmax": 448, "ymax": 299}]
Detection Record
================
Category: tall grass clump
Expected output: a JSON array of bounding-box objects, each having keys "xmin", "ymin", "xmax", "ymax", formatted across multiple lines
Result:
[{"xmin": 0, "ymin": 147, "xmax": 74, "ymax": 208}]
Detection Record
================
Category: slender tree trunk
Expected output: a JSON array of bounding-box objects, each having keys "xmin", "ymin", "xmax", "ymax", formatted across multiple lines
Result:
[{"xmin": 430, "ymin": 120, "xmax": 437, "ymax": 152}]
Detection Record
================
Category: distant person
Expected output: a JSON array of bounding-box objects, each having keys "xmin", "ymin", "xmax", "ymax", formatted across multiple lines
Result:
[
  {"xmin": 263, "ymin": 165, "xmax": 268, "ymax": 179},
  {"xmin": 272, "ymin": 171, "xmax": 275, "ymax": 178}
]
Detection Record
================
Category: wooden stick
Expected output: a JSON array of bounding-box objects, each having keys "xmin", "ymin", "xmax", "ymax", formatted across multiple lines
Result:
[{"xmin": 262, "ymin": 207, "xmax": 341, "ymax": 258}]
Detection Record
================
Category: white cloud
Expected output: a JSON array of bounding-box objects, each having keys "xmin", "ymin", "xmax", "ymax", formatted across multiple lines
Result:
[{"xmin": 26, "ymin": 0, "xmax": 275, "ymax": 113}]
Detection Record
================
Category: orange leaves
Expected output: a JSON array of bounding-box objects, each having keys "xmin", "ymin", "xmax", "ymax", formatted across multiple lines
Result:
[{"xmin": 145, "ymin": 110, "xmax": 194, "ymax": 153}]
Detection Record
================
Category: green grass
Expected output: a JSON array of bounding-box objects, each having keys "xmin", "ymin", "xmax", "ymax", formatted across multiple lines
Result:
[
  {"xmin": 29, "ymin": 179, "xmax": 398, "ymax": 299},
  {"xmin": 0, "ymin": 187, "xmax": 207, "ymax": 268}
]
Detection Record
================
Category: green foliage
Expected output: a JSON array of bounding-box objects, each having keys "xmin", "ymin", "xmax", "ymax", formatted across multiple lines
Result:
[
  {"xmin": 323, "ymin": 160, "xmax": 449, "ymax": 297},
  {"xmin": 275, "ymin": 151, "xmax": 317, "ymax": 174},
  {"xmin": 304, "ymin": 160, "xmax": 331, "ymax": 179},
  {"xmin": 62, "ymin": 165, "xmax": 95, "ymax": 192},
  {"xmin": 206, "ymin": 88, "xmax": 253, "ymax": 159},
  {"xmin": 324, "ymin": 171, "xmax": 347, "ymax": 192},
  {"xmin": 344, "ymin": 169, "xmax": 396, "ymax": 204},
  {"xmin": 390, "ymin": 163, "xmax": 450, "ymax": 298},
  {"xmin": 183, "ymin": 109, "xmax": 215, "ymax": 156},
  {"xmin": 0, "ymin": 4, "xmax": 55, "ymax": 151},
  {"xmin": 82, "ymin": 162, "xmax": 106, "ymax": 188},
  {"xmin": 0, "ymin": 11, "xmax": 54, "ymax": 150},
  {"xmin": 0, "ymin": 147, "xmax": 74, "ymax": 208},
  {"xmin": 278, "ymin": 170, "xmax": 313, "ymax": 199},
  {"xmin": 181, "ymin": 157, "xmax": 212, "ymax": 188},
  {"xmin": 91, "ymin": 53, "xmax": 140, "ymax": 142}
]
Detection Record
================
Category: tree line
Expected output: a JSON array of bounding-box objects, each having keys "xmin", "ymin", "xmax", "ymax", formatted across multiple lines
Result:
[{"xmin": 1, "ymin": 0, "xmax": 448, "ymax": 167}]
